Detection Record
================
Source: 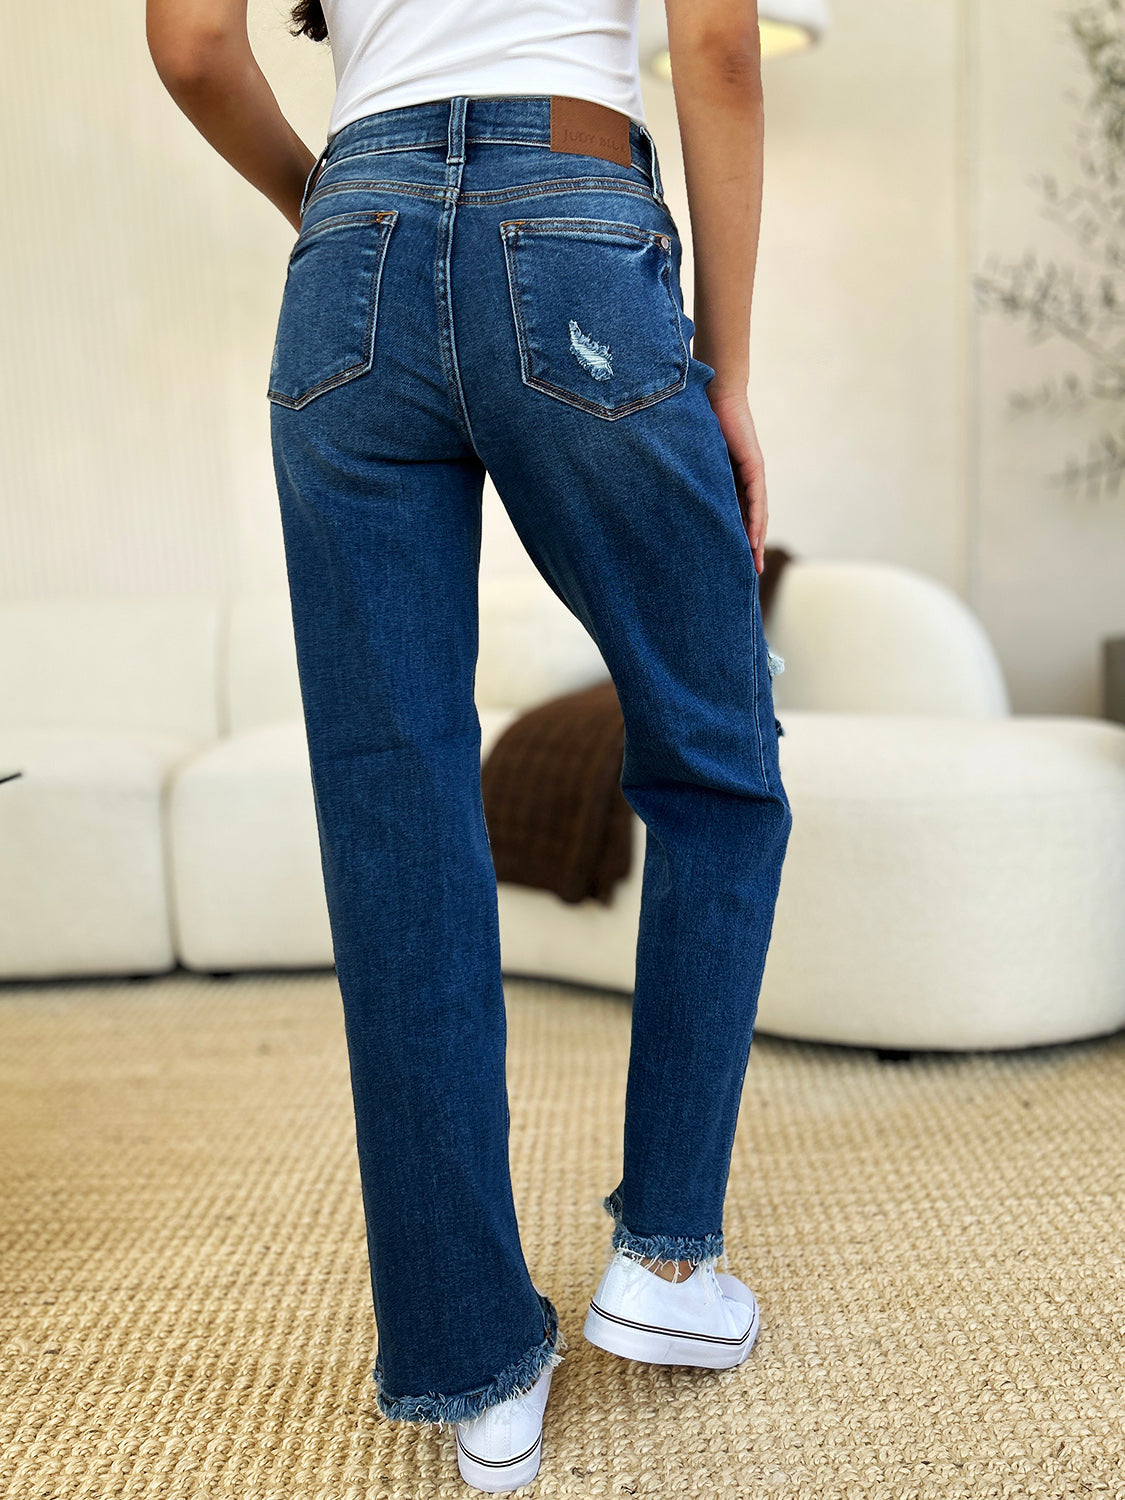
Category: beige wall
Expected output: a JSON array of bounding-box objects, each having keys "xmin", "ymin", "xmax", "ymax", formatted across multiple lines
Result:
[
  {"xmin": 2, "ymin": 0, "xmax": 1121, "ymax": 710},
  {"xmin": 973, "ymin": 2, "xmax": 1125, "ymax": 711}
]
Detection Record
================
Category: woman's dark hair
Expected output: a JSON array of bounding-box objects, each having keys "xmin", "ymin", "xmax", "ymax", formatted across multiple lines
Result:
[{"xmin": 290, "ymin": 0, "xmax": 328, "ymax": 42}]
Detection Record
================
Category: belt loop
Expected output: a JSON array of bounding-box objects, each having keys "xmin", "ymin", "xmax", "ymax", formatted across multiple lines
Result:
[
  {"xmin": 300, "ymin": 141, "xmax": 330, "ymax": 219},
  {"xmin": 641, "ymin": 124, "xmax": 664, "ymax": 205},
  {"xmin": 447, "ymin": 95, "xmax": 467, "ymax": 164}
]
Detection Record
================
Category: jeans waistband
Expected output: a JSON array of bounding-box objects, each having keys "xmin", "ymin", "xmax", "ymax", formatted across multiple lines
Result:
[{"xmin": 302, "ymin": 95, "xmax": 665, "ymax": 215}]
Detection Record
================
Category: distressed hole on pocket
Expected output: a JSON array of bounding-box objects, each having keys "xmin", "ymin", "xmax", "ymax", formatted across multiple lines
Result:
[{"xmin": 499, "ymin": 217, "xmax": 688, "ymax": 420}]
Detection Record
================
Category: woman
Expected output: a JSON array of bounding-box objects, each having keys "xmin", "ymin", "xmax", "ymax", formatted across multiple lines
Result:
[{"xmin": 147, "ymin": 0, "xmax": 791, "ymax": 1490}]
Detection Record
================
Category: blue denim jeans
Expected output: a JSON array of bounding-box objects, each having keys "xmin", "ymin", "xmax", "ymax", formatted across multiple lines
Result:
[{"xmin": 267, "ymin": 95, "xmax": 792, "ymax": 1427}]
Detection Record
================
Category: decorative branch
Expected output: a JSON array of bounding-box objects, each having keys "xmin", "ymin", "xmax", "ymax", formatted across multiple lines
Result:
[{"xmin": 973, "ymin": 0, "xmax": 1125, "ymax": 497}]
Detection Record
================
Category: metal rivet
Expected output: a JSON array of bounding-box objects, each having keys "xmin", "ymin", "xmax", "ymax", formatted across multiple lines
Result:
[{"xmin": 659, "ymin": 234, "xmax": 670, "ymax": 249}]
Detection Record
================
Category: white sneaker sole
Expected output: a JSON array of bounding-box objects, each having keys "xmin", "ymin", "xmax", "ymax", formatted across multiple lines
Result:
[
  {"xmin": 583, "ymin": 1289, "xmax": 760, "ymax": 1370},
  {"xmin": 455, "ymin": 1426, "xmax": 543, "ymax": 1493}
]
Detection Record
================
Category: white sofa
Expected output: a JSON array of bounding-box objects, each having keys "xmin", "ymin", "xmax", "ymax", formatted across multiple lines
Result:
[
  {"xmin": 0, "ymin": 598, "xmax": 219, "ymax": 977},
  {"xmin": 3, "ymin": 563, "xmax": 1124, "ymax": 1052}
]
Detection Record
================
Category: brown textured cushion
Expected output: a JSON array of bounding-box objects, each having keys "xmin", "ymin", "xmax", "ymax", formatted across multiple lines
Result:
[
  {"xmin": 481, "ymin": 545, "xmax": 794, "ymax": 905},
  {"xmin": 482, "ymin": 678, "xmax": 631, "ymax": 905}
]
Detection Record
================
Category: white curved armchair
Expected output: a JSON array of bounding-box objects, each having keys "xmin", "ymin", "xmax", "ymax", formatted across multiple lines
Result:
[{"xmin": 751, "ymin": 562, "xmax": 1125, "ymax": 1051}]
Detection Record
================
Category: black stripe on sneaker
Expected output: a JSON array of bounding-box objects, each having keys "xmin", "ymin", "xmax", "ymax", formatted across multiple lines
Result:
[
  {"xmin": 588, "ymin": 1299, "xmax": 753, "ymax": 1346},
  {"xmin": 456, "ymin": 1430, "xmax": 542, "ymax": 1468}
]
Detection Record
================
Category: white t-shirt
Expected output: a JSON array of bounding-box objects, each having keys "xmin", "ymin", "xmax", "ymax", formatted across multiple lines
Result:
[{"xmin": 320, "ymin": 0, "xmax": 646, "ymax": 141}]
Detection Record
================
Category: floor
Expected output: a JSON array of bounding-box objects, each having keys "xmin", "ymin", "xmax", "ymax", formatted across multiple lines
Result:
[{"xmin": 1, "ymin": 969, "xmax": 1122, "ymax": 1498}]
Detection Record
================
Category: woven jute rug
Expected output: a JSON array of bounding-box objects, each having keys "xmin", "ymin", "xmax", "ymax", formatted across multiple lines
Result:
[{"xmin": 1, "ymin": 971, "xmax": 1122, "ymax": 1499}]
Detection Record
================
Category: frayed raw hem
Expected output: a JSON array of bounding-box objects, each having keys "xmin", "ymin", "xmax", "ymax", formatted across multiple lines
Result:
[
  {"xmin": 603, "ymin": 1188, "xmax": 725, "ymax": 1267},
  {"xmin": 372, "ymin": 1289, "xmax": 565, "ymax": 1429}
]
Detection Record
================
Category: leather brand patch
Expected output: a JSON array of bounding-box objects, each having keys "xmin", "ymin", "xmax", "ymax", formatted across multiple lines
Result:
[{"xmin": 549, "ymin": 96, "xmax": 632, "ymax": 167}]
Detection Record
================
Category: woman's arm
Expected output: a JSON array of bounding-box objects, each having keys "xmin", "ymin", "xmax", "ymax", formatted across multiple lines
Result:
[
  {"xmin": 663, "ymin": 0, "xmax": 769, "ymax": 569},
  {"xmin": 147, "ymin": 0, "xmax": 316, "ymax": 231}
]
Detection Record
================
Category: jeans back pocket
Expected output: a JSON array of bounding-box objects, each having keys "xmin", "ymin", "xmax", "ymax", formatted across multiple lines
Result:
[
  {"xmin": 268, "ymin": 208, "xmax": 399, "ymax": 410},
  {"xmin": 499, "ymin": 217, "xmax": 688, "ymax": 420}
]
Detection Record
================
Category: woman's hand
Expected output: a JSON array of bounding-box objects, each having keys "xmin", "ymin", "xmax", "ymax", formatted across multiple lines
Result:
[{"xmin": 707, "ymin": 386, "xmax": 768, "ymax": 573}]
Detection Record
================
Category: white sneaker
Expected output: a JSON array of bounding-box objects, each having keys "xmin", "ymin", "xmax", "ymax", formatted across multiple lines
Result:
[
  {"xmin": 583, "ymin": 1249, "xmax": 760, "ymax": 1369},
  {"xmin": 454, "ymin": 1364, "xmax": 553, "ymax": 1494}
]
